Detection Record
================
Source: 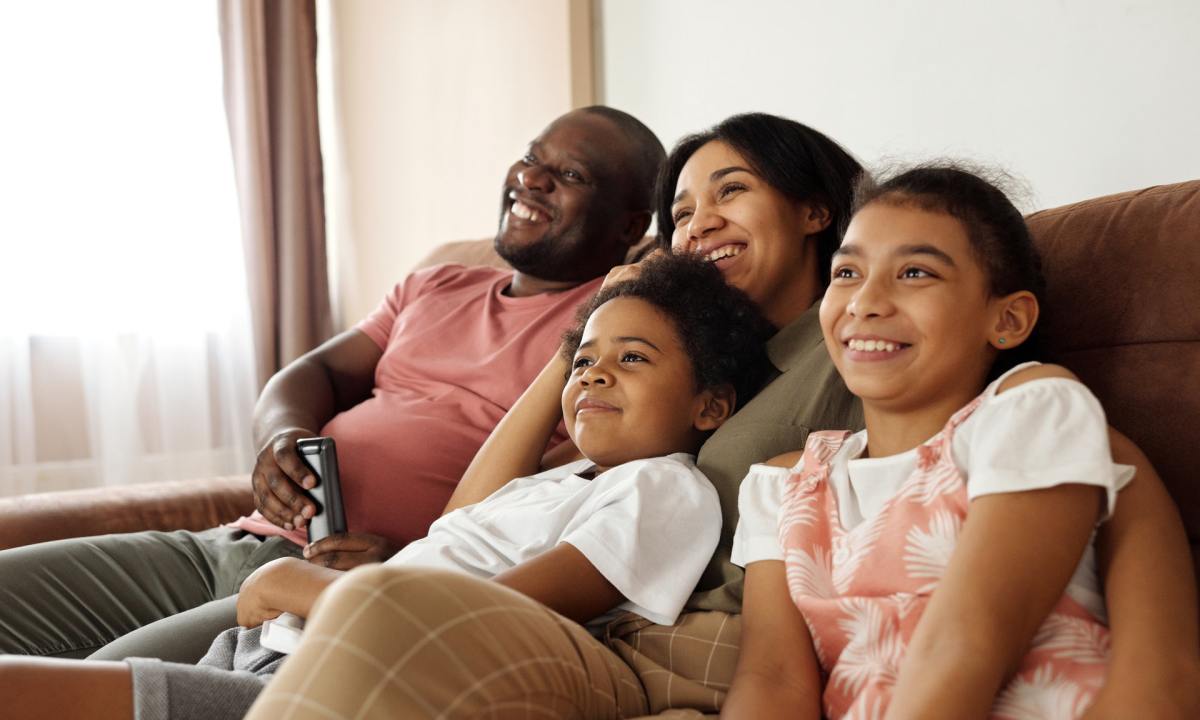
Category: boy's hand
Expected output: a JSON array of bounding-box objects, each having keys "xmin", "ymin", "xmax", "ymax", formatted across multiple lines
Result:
[
  {"xmin": 304, "ymin": 532, "xmax": 396, "ymax": 570},
  {"xmin": 237, "ymin": 557, "xmax": 305, "ymax": 628}
]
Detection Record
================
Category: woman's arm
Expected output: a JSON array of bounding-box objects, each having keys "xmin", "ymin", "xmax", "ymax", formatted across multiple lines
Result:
[
  {"xmin": 721, "ymin": 560, "xmax": 823, "ymax": 720},
  {"xmin": 443, "ymin": 352, "xmax": 571, "ymax": 514},
  {"xmin": 1082, "ymin": 429, "xmax": 1200, "ymax": 719},
  {"xmin": 236, "ymin": 557, "xmax": 346, "ymax": 627},
  {"xmin": 885, "ymin": 482, "xmax": 1104, "ymax": 719}
]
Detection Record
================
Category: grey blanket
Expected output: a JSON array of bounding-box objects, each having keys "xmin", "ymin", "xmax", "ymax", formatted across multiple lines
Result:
[{"xmin": 126, "ymin": 625, "xmax": 285, "ymax": 720}]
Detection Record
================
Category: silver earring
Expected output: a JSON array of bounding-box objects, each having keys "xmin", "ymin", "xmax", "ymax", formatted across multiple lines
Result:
[{"xmin": 997, "ymin": 337, "xmax": 1007, "ymax": 345}]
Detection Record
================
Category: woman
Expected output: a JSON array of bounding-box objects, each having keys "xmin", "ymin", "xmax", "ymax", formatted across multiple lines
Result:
[{"xmin": 248, "ymin": 114, "xmax": 1194, "ymax": 718}]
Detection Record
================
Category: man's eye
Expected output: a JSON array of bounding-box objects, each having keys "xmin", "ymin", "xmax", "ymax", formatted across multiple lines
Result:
[
  {"xmin": 562, "ymin": 168, "xmax": 584, "ymax": 182},
  {"xmin": 521, "ymin": 153, "xmax": 537, "ymax": 165},
  {"xmin": 572, "ymin": 356, "xmax": 593, "ymax": 370}
]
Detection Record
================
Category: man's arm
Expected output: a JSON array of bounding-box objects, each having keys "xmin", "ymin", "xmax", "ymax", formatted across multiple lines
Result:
[
  {"xmin": 250, "ymin": 329, "xmax": 382, "ymax": 531},
  {"xmin": 1082, "ymin": 429, "xmax": 1200, "ymax": 719},
  {"xmin": 443, "ymin": 351, "xmax": 570, "ymax": 514}
]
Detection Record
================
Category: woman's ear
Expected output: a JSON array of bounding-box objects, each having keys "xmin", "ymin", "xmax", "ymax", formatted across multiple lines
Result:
[
  {"xmin": 988, "ymin": 290, "xmax": 1039, "ymax": 350},
  {"xmin": 798, "ymin": 202, "xmax": 832, "ymax": 236},
  {"xmin": 693, "ymin": 384, "xmax": 735, "ymax": 432}
]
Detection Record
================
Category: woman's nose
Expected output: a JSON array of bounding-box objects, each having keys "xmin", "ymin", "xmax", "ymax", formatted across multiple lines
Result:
[
  {"xmin": 685, "ymin": 204, "xmax": 723, "ymax": 244},
  {"xmin": 517, "ymin": 165, "xmax": 552, "ymax": 193}
]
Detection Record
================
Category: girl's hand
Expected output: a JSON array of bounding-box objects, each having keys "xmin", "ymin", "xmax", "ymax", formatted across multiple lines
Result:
[
  {"xmin": 1081, "ymin": 671, "xmax": 1200, "ymax": 720},
  {"xmin": 304, "ymin": 532, "xmax": 396, "ymax": 569},
  {"xmin": 237, "ymin": 557, "xmax": 304, "ymax": 627}
]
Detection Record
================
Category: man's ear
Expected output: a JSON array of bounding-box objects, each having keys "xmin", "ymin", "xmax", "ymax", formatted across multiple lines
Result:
[
  {"xmin": 693, "ymin": 384, "xmax": 735, "ymax": 432},
  {"xmin": 988, "ymin": 290, "xmax": 1039, "ymax": 349},
  {"xmin": 622, "ymin": 210, "xmax": 653, "ymax": 247}
]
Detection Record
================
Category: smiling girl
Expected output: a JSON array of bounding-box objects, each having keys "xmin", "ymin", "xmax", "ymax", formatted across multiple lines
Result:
[{"xmin": 724, "ymin": 165, "xmax": 1151, "ymax": 719}]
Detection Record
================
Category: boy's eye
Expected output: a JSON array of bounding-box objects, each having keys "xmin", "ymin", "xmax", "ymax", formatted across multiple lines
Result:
[
  {"xmin": 901, "ymin": 267, "xmax": 935, "ymax": 279},
  {"xmin": 572, "ymin": 356, "xmax": 593, "ymax": 370}
]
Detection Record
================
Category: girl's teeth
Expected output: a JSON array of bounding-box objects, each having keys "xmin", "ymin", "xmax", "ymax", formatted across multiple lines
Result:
[{"xmin": 849, "ymin": 339, "xmax": 900, "ymax": 352}]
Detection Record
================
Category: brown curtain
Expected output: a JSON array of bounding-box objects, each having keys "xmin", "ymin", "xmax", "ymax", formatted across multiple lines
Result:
[{"xmin": 219, "ymin": 0, "xmax": 332, "ymax": 389}]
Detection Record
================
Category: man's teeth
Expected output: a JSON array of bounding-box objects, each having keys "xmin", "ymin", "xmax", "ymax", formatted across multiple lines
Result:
[
  {"xmin": 703, "ymin": 245, "xmax": 744, "ymax": 262},
  {"xmin": 511, "ymin": 201, "xmax": 543, "ymax": 222},
  {"xmin": 848, "ymin": 339, "xmax": 900, "ymax": 352}
]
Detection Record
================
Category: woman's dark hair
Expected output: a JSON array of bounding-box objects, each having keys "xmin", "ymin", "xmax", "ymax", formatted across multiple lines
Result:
[
  {"xmin": 561, "ymin": 253, "xmax": 774, "ymax": 412},
  {"xmin": 853, "ymin": 163, "xmax": 1047, "ymax": 376},
  {"xmin": 654, "ymin": 113, "xmax": 863, "ymax": 289}
]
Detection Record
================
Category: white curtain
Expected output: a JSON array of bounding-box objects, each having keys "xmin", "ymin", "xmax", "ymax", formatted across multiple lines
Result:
[{"xmin": 0, "ymin": 3, "xmax": 258, "ymax": 496}]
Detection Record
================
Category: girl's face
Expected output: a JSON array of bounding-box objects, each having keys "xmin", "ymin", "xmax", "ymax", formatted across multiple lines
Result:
[
  {"xmin": 669, "ymin": 141, "xmax": 820, "ymax": 327},
  {"xmin": 562, "ymin": 297, "xmax": 727, "ymax": 472},
  {"xmin": 819, "ymin": 203, "xmax": 1003, "ymax": 415}
]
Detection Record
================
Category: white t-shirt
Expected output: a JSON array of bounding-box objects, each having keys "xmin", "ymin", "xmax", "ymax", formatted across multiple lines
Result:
[
  {"xmin": 732, "ymin": 364, "xmax": 1134, "ymax": 621},
  {"xmin": 387, "ymin": 452, "xmax": 720, "ymax": 626}
]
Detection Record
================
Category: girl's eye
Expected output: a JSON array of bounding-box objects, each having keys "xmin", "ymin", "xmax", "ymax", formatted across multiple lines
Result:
[
  {"xmin": 901, "ymin": 267, "xmax": 935, "ymax": 279},
  {"xmin": 672, "ymin": 208, "xmax": 693, "ymax": 225},
  {"xmin": 717, "ymin": 182, "xmax": 747, "ymax": 199},
  {"xmin": 620, "ymin": 352, "xmax": 646, "ymax": 363},
  {"xmin": 572, "ymin": 356, "xmax": 593, "ymax": 370}
]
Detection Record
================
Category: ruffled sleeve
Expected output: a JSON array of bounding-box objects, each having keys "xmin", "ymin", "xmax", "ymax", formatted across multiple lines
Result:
[
  {"xmin": 730, "ymin": 463, "xmax": 794, "ymax": 566},
  {"xmin": 965, "ymin": 377, "xmax": 1134, "ymax": 520}
]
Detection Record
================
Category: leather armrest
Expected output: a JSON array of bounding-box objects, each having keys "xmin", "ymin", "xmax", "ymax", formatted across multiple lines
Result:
[{"xmin": 0, "ymin": 475, "xmax": 255, "ymax": 550}]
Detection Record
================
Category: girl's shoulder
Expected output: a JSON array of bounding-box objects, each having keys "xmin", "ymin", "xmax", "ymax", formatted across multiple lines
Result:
[
  {"xmin": 762, "ymin": 449, "xmax": 804, "ymax": 470},
  {"xmin": 994, "ymin": 362, "xmax": 1081, "ymax": 396}
]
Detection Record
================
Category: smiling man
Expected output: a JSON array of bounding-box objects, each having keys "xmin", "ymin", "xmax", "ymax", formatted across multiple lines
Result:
[{"xmin": 0, "ymin": 106, "xmax": 665, "ymax": 663}]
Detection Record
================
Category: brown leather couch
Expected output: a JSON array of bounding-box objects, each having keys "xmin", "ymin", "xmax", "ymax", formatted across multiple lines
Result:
[{"xmin": 2, "ymin": 180, "xmax": 1197, "ymax": 598}]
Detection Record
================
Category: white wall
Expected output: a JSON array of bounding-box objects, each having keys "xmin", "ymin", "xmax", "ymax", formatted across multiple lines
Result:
[
  {"xmin": 598, "ymin": 0, "xmax": 1200, "ymax": 211},
  {"xmin": 321, "ymin": 0, "xmax": 580, "ymax": 328}
]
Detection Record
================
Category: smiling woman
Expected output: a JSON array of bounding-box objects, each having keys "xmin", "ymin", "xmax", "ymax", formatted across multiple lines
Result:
[{"xmin": 0, "ymin": 3, "xmax": 257, "ymax": 495}]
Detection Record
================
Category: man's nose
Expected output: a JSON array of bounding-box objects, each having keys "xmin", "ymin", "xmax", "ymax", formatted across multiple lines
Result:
[{"xmin": 517, "ymin": 165, "xmax": 553, "ymax": 193}]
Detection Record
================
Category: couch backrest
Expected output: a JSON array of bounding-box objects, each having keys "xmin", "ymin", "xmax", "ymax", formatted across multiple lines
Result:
[
  {"xmin": 1026, "ymin": 180, "xmax": 1200, "ymax": 578},
  {"xmin": 413, "ymin": 236, "xmax": 656, "ymax": 272}
]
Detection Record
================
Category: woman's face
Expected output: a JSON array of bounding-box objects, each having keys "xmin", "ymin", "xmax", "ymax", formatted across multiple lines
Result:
[{"xmin": 669, "ymin": 140, "xmax": 819, "ymax": 327}]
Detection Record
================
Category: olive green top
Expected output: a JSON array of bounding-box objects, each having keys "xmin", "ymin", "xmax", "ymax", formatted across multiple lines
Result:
[{"xmin": 687, "ymin": 301, "xmax": 864, "ymax": 613}]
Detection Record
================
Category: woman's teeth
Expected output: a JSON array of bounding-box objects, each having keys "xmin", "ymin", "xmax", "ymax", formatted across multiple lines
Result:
[
  {"xmin": 704, "ymin": 245, "xmax": 743, "ymax": 262},
  {"xmin": 848, "ymin": 339, "xmax": 900, "ymax": 352},
  {"xmin": 511, "ymin": 201, "xmax": 543, "ymax": 222}
]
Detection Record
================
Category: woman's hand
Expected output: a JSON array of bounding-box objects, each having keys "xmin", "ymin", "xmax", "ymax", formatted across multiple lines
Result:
[
  {"xmin": 599, "ymin": 248, "xmax": 666, "ymax": 291},
  {"xmin": 237, "ymin": 556, "xmax": 346, "ymax": 627},
  {"xmin": 304, "ymin": 532, "xmax": 396, "ymax": 569}
]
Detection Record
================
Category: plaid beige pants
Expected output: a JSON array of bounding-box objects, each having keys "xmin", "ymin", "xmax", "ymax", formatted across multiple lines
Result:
[{"xmin": 244, "ymin": 565, "xmax": 652, "ymax": 719}]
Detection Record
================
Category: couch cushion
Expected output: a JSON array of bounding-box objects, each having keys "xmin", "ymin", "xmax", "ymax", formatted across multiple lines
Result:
[{"xmin": 1026, "ymin": 180, "xmax": 1200, "ymax": 562}]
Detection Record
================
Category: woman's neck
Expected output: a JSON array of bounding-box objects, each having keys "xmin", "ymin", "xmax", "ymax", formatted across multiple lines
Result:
[{"xmin": 860, "ymin": 386, "xmax": 982, "ymax": 459}]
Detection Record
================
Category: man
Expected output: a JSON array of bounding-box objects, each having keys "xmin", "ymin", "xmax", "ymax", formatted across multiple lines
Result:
[{"xmin": 0, "ymin": 106, "xmax": 665, "ymax": 662}]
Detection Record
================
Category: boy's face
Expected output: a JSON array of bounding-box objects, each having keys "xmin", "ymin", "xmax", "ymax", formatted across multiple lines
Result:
[{"xmin": 562, "ymin": 297, "xmax": 726, "ymax": 473}]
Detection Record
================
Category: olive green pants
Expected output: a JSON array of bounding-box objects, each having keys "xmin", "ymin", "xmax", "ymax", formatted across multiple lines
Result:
[{"xmin": 0, "ymin": 527, "xmax": 301, "ymax": 662}]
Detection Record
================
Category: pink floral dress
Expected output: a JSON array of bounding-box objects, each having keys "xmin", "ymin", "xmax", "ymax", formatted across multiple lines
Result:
[{"xmin": 780, "ymin": 395, "xmax": 1110, "ymax": 719}]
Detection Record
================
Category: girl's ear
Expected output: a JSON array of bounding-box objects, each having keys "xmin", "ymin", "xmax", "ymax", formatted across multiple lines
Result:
[
  {"xmin": 693, "ymin": 384, "xmax": 736, "ymax": 432},
  {"xmin": 988, "ymin": 290, "xmax": 1039, "ymax": 350}
]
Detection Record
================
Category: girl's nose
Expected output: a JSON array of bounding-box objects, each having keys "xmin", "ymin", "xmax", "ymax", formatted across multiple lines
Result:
[{"xmin": 580, "ymin": 364, "xmax": 611, "ymax": 386}]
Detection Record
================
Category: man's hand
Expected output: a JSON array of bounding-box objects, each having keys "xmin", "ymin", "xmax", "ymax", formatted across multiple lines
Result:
[
  {"xmin": 252, "ymin": 428, "xmax": 319, "ymax": 531},
  {"xmin": 304, "ymin": 532, "xmax": 397, "ymax": 570}
]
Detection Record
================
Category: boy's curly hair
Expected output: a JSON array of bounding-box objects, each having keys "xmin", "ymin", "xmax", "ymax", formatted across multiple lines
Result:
[{"xmin": 561, "ymin": 253, "xmax": 774, "ymax": 411}]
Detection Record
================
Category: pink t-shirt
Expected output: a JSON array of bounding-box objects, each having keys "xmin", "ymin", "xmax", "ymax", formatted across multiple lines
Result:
[{"xmin": 232, "ymin": 264, "xmax": 601, "ymax": 547}]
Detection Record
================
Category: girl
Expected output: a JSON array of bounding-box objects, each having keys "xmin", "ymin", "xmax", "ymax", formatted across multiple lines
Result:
[
  {"xmin": 725, "ymin": 165, "xmax": 1136, "ymax": 719},
  {"xmin": 0, "ymin": 253, "xmax": 774, "ymax": 720}
]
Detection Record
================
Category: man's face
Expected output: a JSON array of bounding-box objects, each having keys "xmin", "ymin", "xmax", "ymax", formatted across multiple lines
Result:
[{"xmin": 495, "ymin": 111, "xmax": 635, "ymax": 282}]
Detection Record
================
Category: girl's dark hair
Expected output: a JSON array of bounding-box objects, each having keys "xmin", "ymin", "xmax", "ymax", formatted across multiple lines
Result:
[
  {"xmin": 561, "ymin": 253, "xmax": 774, "ymax": 412},
  {"xmin": 853, "ymin": 163, "xmax": 1047, "ymax": 376},
  {"xmin": 654, "ymin": 113, "xmax": 863, "ymax": 289}
]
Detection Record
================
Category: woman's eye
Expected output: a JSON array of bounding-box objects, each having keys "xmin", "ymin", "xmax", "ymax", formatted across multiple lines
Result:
[
  {"xmin": 572, "ymin": 356, "xmax": 593, "ymax": 370},
  {"xmin": 717, "ymin": 182, "xmax": 747, "ymax": 199},
  {"xmin": 672, "ymin": 208, "xmax": 693, "ymax": 225}
]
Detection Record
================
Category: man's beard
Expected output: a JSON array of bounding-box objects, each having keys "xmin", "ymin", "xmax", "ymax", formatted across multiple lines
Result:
[{"xmin": 494, "ymin": 225, "xmax": 597, "ymax": 283}]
